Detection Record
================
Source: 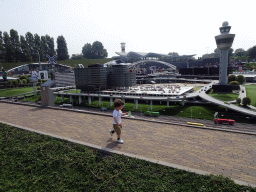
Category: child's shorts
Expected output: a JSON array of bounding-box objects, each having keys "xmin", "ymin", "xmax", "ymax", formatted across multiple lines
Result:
[{"xmin": 113, "ymin": 124, "xmax": 122, "ymax": 135}]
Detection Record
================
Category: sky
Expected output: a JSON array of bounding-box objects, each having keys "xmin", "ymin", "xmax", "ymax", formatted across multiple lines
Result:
[{"xmin": 1, "ymin": 0, "xmax": 256, "ymax": 59}]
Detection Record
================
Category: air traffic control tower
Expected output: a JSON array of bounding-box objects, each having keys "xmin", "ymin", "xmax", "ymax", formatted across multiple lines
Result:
[{"xmin": 215, "ymin": 21, "xmax": 235, "ymax": 85}]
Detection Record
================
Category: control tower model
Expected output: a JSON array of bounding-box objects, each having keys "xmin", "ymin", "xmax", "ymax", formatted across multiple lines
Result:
[
  {"xmin": 215, "ymin": 21, "xmax": 235, "ymax": 85},
  {"xmin": 121, "ymin": 42, "xmax": 126, "ymax": 52}
]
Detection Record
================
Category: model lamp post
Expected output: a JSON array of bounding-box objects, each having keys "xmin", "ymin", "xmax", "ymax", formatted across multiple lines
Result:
[{"xmin": 215, "ymin": 21, "xmax": 235, "ymax": 85}]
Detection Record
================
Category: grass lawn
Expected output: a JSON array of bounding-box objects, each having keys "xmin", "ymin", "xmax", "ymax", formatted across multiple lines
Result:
[
  {"xmin": 54, "ymin": 95, "xmax": 235, "ymax": 121},
  {"xmin": 0, "ymin": 87, "xmax": 40, "ymax": 97},
  {"xmin": 244, "ymin": 84, "xmax": 256, "ymax": 107},
  {"xmin": 208, "ymin": 91, "xmax": 239, "ymax": 101},
  {"xmin": 1, "ymin": 123, "xmax": 255, "ymax": 192}
]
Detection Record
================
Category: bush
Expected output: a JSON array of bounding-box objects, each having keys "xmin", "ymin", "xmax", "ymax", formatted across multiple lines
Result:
[
  {"xmin": 7, "ymin": 80, "xmax": 12, "ymax": 86},
  {"xmin": 38, "ymin": 79, "xmax": 42, "ymax": 84},
  {"xmin": 12, "ymin": 80, "xmax": 18, "ymax": 87},
  {"xmin": 16, "ymin": 79, "xmax": 21, "ymax": 84},
  {"xmin": 228, "ymin": 74, "xmax": 237, "ymax": 83},
  {"xmin": 229, "ymin": 81, "xmax": 239, "ymax": 86},
  {"xmin": 22, "ymin": 79, "xmax": 27, "ymax": 84},
  {"xmin": 242, "ymin": 97, "xmax": 251, "ymax": 107},
  {"xmin": 237, "ymin": 75, "xmax": 246, "ymax": 84},
  {"xmin": 236, "ymin": 98, "xmax": 241, "ymax": 105}
]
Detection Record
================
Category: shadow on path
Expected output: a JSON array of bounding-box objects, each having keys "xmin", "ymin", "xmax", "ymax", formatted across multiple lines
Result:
[{"xmin": 105, "ymin": 138, "xmax": 121, "ymax": 150}]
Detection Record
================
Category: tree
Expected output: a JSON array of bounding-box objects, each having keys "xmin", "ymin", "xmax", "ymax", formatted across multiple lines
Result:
[
  {"xmin": 237, "ymin": 75, "xmax": 245, "ymax": 84},
  {"xmin": 228, "ymin": 48, "xmax": 234, "ymax": 60},
  {"xmin": 229, "ymin": 81, "xmax": 239, "ymax": 86},
  {"xmin": 234, "ymin": 48, "xmax": 246, "ymax": 57},
  {"xmin": 0, "ymin": 31, "xmax": 5, "ymax": 63},
  {"xmin": 10, "ymin": 29, "xmax": 21, "ymax": 62},
  {"xmin": 34, "ymin": 34, "xmax": 43, "ymax": 62},
  {"xmin": 247, "ymin": 46, "xmax": 256, "ymax": 60},
  {"xmin": 41, "ymin": 36, "xmax": 48, "ymax": 61},
  {"xmin": 214, "ymin": 48, "xmax": 220, "ymax": 58},
  {"xmin": 46, "ymin": 35, "xmax": 56, "ymax": 57},
  {"xmin": 20, "ymin": 35, "xmax": 31, "ymax": 62},
  {"xmin": 82, "ymin": 43, "xmax": 92, "ymax": 59},
  {"xmin": 25, "ymin": 32, "xmax": 35, "ymax": 61},
  {"xmin": 71, "ymin": 53, "xmax": 84, "ymax": 60},
  {"xmin": 242, "ymin": 97, "xmax": 251, "ymax": 107},
  {"xmin": 57, "ymin": 35, "xmax": 69, "ymax": 60},
  {"xmin": 3, "ymin": 31, "xmax": 15, "ymax": 62},
  {"xmin": 91, "ymin": 41, "xmax": 108, "ymax": 59},
  {"xmin": 228, "ymin": 74, "xmax": 237, "ymax": 83}
]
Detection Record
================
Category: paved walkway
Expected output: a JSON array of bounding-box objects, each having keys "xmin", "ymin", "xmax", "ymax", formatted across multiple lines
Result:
[{"xmin": 0, "ymin": 102, "xmax": 256, "ymax": 187}]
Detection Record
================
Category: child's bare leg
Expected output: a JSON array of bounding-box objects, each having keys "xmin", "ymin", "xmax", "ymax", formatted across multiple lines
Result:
[{"xmin": 117, "ymin": 134, "xmax": 121, "ymax": 139}]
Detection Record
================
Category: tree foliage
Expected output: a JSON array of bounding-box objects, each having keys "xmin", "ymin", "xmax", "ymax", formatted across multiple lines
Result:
[
  {"xmin": 20, "ymin": 35, "xmax": 31, "ymax": 62},
  {"xmin": 10, "ymin": 29, "xmax": 21, "ymax": 62},
  {"xmin": 247, "ymin": 46, "xmax": 256, "ymax": 59},
  {"xmin": 25, "ymin": 32, "xmax": 35, "ymax": 61},
  {"xmin": 57, "ymin": 35, "xmax": 69, "ymax": 60},
  {"xmin": 71, "ymin": 53, "xmax": 84, "ymax": 60},
  {"xmin": 82, "ymin": 43, "xmax": 92, "ymax": 59},
  {"xmin": 237, "ymin": 75, "xmax": 245, "ymax": 84},
  {"xmin": 242, "ymin": 97, "xmax": 251, "ymax": 107},
  {"xmin": 82, "ymin": 41, "xmax": 108, "ymax": 59},
  {"xmin": 229, "ymin": 81, "xmax": 239, "ymax": 86},
  {"xmin": 0, "ymin": 29, "xmax": 57, "ymax": 63},
  {"xmin": 3, "ymin": 31, "xmax": 14, "ymax": 62},
  {"xmin": 34, "ymin": 34, "xmax": 43, "ymax": 62},
  {"xmin": 228, "ymin": 74, "xmax": 237, "ymax": 83},
  {"xmin": 234, "ymin": 48, "xmax": 246, "ymax": 57},
  {"xmin": 46, "ymin": 35, "xmax": 56, "ymax": 57},
  {"xmin": 0, "ymin": 31, "xmax": 5, "ymax": 63}
]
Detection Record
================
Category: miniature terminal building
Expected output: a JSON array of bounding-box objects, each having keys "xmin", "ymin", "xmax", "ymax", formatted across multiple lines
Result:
[{"xmin": 74, "ymin": 64, "xmax": 136, "ymax": 92}]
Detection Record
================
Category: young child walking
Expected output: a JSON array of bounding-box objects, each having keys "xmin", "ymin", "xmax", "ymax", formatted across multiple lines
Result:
[{"xmin": 109, "ymin": 99, "xmax": 129, "ymax": 144}]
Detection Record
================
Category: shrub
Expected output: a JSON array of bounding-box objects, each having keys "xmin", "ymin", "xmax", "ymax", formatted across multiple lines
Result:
[
  {"xmin": 228, "ymin": 74, "xmax": 237, "ymax": 83},
  {"xmin": 7, "ymin": 80, "xmax": 12, "ymax": 86},
  {"xmin": 22, "ymin": 79, "xmax": 27, "ymax": 84},
  {"xmin": 242, "ymin": 97, "xmax": 251, "ymax": 107},
  {"xmin": 236, "ymin": 98, "xmax": 241, "ymax": 105},
  {"xmin": 38, "ymin": 79, "xmax": 42, "ymax": 84},
  {"xmin": 16, "ymin": 79, "xmax": 21, "ymax": 84},
  {"xmin": 12, "ymin": 80, "xmax": 18, "ymax": 87},
  {"xmin": 229, "ymin": 81, "xmax": 239, "ymax": 86},
  {"xmin": 237, "ymin": 75, "xmax": 246, "ymax": 84}
]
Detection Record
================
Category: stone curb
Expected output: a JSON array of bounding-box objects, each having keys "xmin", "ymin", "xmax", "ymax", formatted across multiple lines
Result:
[
  {"xmin": 0, "ymin": 120, "xmax": 255, "ymax": 188},
  {"xmin": 1, "ymin": 99, "xmax": 256, "ymax": 136}
]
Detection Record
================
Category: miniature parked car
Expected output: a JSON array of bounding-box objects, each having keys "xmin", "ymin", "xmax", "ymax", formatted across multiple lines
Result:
[
  {"xmin": 214, "ymin": 118, "xmax": 235, "ymax": 125},
  {"xmin": 242, "ymin": 89, "xmax": 244, "ymax": 93}
]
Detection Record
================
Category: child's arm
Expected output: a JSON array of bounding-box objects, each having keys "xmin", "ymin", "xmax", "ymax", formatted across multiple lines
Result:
[{"xmin": 121, "ymin": 112, "xmax": 129, "ymax": 116}]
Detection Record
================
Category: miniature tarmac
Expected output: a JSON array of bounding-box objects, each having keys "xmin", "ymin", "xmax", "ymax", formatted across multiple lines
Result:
[{"xmin": 0, "ymin": 102, "xmax": 256, "ymax": 188}]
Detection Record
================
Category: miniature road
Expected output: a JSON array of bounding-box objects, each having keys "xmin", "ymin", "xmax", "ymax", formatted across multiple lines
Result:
[{"xmin": 0, "ymin": 102, "xmax": 256, "ymax": 186}]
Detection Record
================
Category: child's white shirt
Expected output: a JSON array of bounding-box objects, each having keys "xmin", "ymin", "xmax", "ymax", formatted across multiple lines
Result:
[{"xmin": 113, "ymin": 109, "xmax": 122, "ymax": 124}]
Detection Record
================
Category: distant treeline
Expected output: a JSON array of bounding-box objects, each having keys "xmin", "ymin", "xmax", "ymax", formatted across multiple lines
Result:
[
  {"xmin": 0, "ymin": 29, "xmax": 109, "ymax": 64},
  {"xmin": 0, "ymin": 29, "xmax": 70, "ymax": 63}
]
